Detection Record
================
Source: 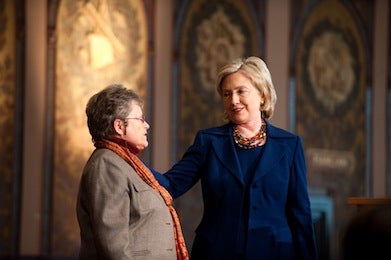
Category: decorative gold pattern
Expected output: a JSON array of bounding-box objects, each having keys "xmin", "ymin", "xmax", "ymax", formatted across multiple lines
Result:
[
  {"xmin": 294, "ymin": 0, "xmax": 371, "ymax": 257},
  {"xmin": 308, "ymin": 31, "xmax": 354, "ymax": 113},
  {"xmin": 196, "ymin": 6, "xmax": 245, "ymax": 100},
  {"xmin": 177, "ymin": 0, "xmax": 260, "ymax": 154}
]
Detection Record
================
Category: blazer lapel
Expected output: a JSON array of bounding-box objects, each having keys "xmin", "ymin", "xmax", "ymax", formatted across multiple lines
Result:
[
  {"xmin": 211, "ymin": 128, "xmax": 244, "ymax": 185},
  {"xmin": 252, "ymin": 124, "xmax": 287, "ymax": 182},
  {"xmin": 206, "ymin": 122, "xmax": 288, "ymax": 185}
]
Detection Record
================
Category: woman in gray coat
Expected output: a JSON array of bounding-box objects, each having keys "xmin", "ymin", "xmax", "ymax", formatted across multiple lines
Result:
[{"xmin": 76, "ymin": 84, "xmax": 188, "ymax": 260}]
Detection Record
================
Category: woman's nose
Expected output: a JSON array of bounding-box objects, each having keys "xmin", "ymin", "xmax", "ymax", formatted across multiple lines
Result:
[{"xmin": 231, "ymin": 92, "xmax": 240, "ymax": 103}]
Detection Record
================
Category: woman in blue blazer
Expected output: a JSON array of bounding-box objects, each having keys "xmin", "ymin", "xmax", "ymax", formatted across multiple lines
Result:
[{"xmin": 155, "ymin": 57, "xmax": 318, "ymax": 259}]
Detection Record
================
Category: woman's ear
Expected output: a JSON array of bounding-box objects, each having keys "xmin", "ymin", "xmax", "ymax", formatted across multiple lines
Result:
[{"xmin": 113, "ymin": 119, "xmax": 125, "ymax": 136}]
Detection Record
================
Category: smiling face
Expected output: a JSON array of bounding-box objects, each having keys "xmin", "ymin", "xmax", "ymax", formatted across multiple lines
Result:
[{"xmin": 221, "ymin": 71, "xmax": 263, "ymax": 125}]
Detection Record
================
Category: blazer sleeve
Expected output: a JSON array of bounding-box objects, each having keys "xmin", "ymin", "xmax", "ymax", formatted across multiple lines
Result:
[
  {"xmin": 82, "ymin": 154, "xmax": 133, "ymax": 259},
  {"xmin": 145, "ymin": 160, "xmax": 170, "ymax": 189},
  {"xmin": 286, "ymin": 137, "xmax": 318, "ymax": 260},
  {"xmin": 151, "ymin": 131, "xmax": 207, "ymax": 199}
]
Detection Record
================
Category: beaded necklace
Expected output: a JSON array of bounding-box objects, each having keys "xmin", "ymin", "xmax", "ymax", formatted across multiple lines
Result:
[{"xmin": 233, "ymin": 123, "xmax": 267, "ymax": 149}]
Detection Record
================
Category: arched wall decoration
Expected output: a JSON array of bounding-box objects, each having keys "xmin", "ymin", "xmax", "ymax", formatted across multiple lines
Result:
[
  {"xmin": 172, "ymin": 0, "xmax": 265, "ymax": 250},
  {"xmin": 292, "ymin": 0, "xmax": 372, "ymax": 258},
  {"xmin": 47, "ymin": 0, "xmax": 151, "ymax": 256}
]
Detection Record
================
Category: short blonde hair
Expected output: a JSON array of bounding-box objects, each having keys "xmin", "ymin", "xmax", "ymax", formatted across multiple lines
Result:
[{"xmin": 216, "ymin": 56, "xmax": 277, "ymax": 119}]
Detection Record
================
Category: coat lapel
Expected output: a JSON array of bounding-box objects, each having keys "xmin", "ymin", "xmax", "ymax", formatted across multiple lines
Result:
[
  {"xmin": 252, "ymin": 123, "xmax": 287, "ymax": 182},
  {"xmin": 207, "ymin": 122, "xmax": 289, "ymax": 185},
  {"xmin": 211, "ymin": 126, "xmax": 244, "ymax": 185}
]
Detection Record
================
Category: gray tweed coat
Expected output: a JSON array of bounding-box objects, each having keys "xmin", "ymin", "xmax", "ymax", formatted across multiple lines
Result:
[{"xmin": 76, "ymin": 148, "xmax": 177, "ymax": 260}]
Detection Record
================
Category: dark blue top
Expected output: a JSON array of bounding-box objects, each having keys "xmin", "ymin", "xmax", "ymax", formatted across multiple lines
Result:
[{"xmin": 235, "ymin": 145, "xmax": 264, "ymax": 254}]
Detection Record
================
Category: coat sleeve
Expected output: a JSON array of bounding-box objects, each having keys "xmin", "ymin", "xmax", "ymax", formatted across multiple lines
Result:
[
  {"xmin": 286, "ymin": 137, "xmax": 318, "ymax": 260},
  {"xmin": 151, "ymin": 131, "xmax": 207, "ymax": 199},
  {"xmin": 82, "ymin": 155, "xmax": 133, "ymax": 259}
]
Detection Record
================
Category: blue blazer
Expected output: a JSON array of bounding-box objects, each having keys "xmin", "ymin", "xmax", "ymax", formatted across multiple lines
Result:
[{"xmin": 154, "ymin": 121, "xmax": 318, "ymax": 260}]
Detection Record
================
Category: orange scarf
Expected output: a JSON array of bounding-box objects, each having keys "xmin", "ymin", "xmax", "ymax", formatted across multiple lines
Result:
[{"xmin": 95, "ymin": 139, "xmax": 189, "ymax": 260}]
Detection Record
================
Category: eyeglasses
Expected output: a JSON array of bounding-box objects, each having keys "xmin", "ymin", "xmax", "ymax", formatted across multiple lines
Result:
[{"xmin": 124, "ymin": 116, "xmax": 147, "ymax": 123}]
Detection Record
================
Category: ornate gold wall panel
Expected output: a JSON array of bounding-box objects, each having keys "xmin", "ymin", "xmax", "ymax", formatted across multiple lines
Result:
[
  {"xmin": 176, "ymin": 0, "xmax": 262, "ymax": 154},
  {"xmin": 293, "ymin": 0, "xmax": 372, "ymax": 257},
  {"xmin": 53, "ymin": 0, "xmax": 149, "ymax": 255}
]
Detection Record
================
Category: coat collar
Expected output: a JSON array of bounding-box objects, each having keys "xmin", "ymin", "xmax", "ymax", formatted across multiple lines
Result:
[{"xmin": 210, "ymin": 121, "xmax": 288, "ymax": 186}]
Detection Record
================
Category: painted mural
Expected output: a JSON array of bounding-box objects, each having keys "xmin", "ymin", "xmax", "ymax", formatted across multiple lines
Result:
[{"xmin": 293, "ymin": 0, "xmax": 371, "ymax": 258}]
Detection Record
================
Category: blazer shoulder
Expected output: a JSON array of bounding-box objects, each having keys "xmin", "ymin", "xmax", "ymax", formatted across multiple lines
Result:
[
  {"xmin": 267, "ymin": 122, "xmax": 300, "ymax": 140},
  {"xmin": 85, "ymin": 148, "xmax": 151, "ymax": 189},
  {"xmin": 266, "ymin": 122, "xmax": 304, "ymax": 152},
  {"xmin": 85, "ymin": 148, "xmax": 135, "ymax": 178},
  {"xmin": 89, "ymin": 148, "xmax": 128, "ymax": 165}
]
